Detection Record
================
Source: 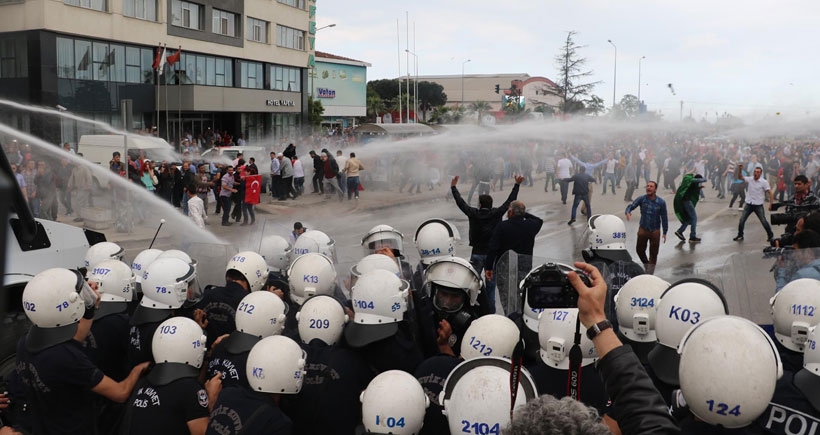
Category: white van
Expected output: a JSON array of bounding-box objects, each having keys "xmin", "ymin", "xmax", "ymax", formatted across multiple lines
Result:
[
  {"xmin": 200, "ymin": 146, "xmax": 266, "ymax": 164},
  {"xmin": 78, "ymin": 134, "xmax": 177, "ymax": 186}
]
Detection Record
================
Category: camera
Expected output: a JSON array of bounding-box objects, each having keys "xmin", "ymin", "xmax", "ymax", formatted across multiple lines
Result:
[
  {"xmin": 763, "ymin": 245, "xmax": 794, "ymax": 259},
  {"xmin": 521, "ymin": 262, "xmax": 591, "ymax": 309},
  {"xmin": 770, "ymin": 202, "xmax": 820, "ymax": 227}
]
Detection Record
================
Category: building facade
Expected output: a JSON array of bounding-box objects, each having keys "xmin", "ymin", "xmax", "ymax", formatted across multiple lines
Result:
[
  {"xmin": 0, "ymin": 0, "xmax": 317, "ymax": 146},
  {"xmin": 312, "ymin": 51, "xmax": 369, "ymax": 129}
]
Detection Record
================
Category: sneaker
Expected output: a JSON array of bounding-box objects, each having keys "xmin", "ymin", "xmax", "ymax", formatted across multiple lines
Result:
[
  {"xmin": 674, "ymin": 231, "xmax": 685, "ymax": 241},
  {"xmin": 689, "ymin": 237, "xmax": 702, "ymax": 243},
  {"xmin": 733, "ymin": 235, "xmax": 743, "ymax": 241},
  {"xmin": 567, "ymin": 219, "xmax": 576, "ymax": 225},
  {"xmin": 222, "ymin": 222, "xmax": 232, "ymax": 227}
]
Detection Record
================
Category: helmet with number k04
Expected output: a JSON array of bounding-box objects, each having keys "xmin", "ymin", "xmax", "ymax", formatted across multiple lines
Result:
[
  {"xmin": 246, "ymin": 335, "xmax": 307, "ymax": 394},
  {"xmin": 227, "ymin": 251, "xmax": 270, "ymax": 292},
  {"xmin": 296, "ymin": 295, "xmax": 349, "ymax": 346},
  {"xmin": 770, "ymin": 278, "xmax": 820, "ymax": 352},
  {"xmin": 614, "ymin": 274, "xmax": 671, "ymax": 343},
  {"xmin": 440, "ymin": 357, "xmax": 538, "ymax": 435},
  {"xmin": 286, "ymin": 253, "xmax": 337, "ymax": 306},
  {"xmin": 360, "ymin": 370, "xmax": 429, "ymax": 435},
  {"xmin": 152, "ymin": 316, "xmax": 208, "ymax": 369},
  {"xmin": 83, "ymin": 241, "xmax": 125, "ymax": 271},
  {"xmin": 414, "ymin": 218, "xmax": 460, "ymax": 265},
  {"xmin": 538, "ymin": 308, "xmax": 597, "ymax": 369},
  {"xmin": 647, "ymin": 278, "xmax": 729, "ymax": 386},
  {"xmin": 678, "ymin": 316, "xmax": 783, "ymax": 428},
  {"xmin": 236, "ymin": 291, "xmax": 288, "ymax": 338},
  {"xmin": 259, "ymin": 235, "xmax": 293, "ymax": 273},
  {"xmin": 344, "ymin": 269, "xmax": 411, "ymax": 348},
  {"xmin": 460, "ymin": 314, "xmax": 519, "ymax": 361},
  {"xmin": 292, "ymin": 230, "xmax": 337, "ymax": 262}
]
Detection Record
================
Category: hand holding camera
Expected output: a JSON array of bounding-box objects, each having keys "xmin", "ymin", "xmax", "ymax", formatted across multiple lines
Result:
[{"xmin": 567, "ymin": 262, "xmax": 608, "ymax": 328}]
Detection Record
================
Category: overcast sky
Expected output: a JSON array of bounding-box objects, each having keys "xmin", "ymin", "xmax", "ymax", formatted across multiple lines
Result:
[{"xmin": 317, "ymin": 1, "xmax": 820, "ymax": 121}]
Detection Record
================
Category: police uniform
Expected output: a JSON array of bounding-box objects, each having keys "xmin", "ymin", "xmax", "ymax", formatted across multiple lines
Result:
[
  {"xmin": 414, "ymin": 355, "xmax": 461, "ymax": 435},
  {"xmin": 617, "ymin": 332, "xmax": 657, "ymax": 366},
  {"xmin": 755, "ymin": 371, "xmax": 820, "ymax": 435},
  {"xmin": 197, "ymin": 281, "xmax": 249, "ymax": 348},
  {"xmin": 772, "ymin": 334, "xmax": 804, "ymax": 374},
  {"xmin": 346, "ymin": 323, "xmax": 424, "ymax": 374},
  {"xmin": 206, "ymin": 330, "xmax": 260, "ymax": 389},
  {"xmin": 282, "ymin": 339, "xmax": 374, "ymax": 435},
  {"xmin": 526, "ymin": 362, "xmax": 610, "ymax": 414},
  {"xmin": 85, "ymin": 302, "xmax": 131, "ymax": 433},
  {"xmin": 124, "ymin": 363, "xmax": 210, "ymax": 435},
  {"xmin": 207, "ymin": 386, "xmax": 292, "ymax": 435},
  {"xmin": 127, "ymin": 306, "xmax": 171, "ymax": 367}
]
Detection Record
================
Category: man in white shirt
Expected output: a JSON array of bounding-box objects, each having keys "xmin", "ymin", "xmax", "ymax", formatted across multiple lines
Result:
[
  {"xmin": 186, "ymin": 183, "xmax": 206, "ymax": 228},
  {"xmin": 555, "ymin": 152, "xmax": 573, "ymax": 204},
  {"xmin": 733, "ymin": 165, "xmax": 774, "ymax": 242},
  {"xmin": 602, "ymin": 153, "xmax": 617, "ymax": 195}
]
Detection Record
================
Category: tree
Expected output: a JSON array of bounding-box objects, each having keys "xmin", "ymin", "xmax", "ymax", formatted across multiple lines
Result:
[
  {"xmin": 547, "ymin": 31, "xmax": 601, "ymax": 114},
  {"xmin": 416, "ymin": 81, "xmax": 447, "ymax": 122},
  {"xmin": 368, "ymin": 79, "xmax": 400, "ymax": 101},
  {"xmin": 468, "ymin": 100, "xmax": 492, "ymax": 123},
  {"xmin": 611, "ymin": 94, "xmax": 640, "ymax": 119},
  {"xmin": 584, "ymin": 94, "xmax": 606, "ymax": 116},
  {"xmin": 366, "ymin": 94, "xmax": 386, "ymax": 122},
  {"xmin": 307, "ymin": 96, "xmax": 324, "ymax": 127},
  {"xmin": 430, "ymin": 106, "xmax": 451, "ymax": 124}
]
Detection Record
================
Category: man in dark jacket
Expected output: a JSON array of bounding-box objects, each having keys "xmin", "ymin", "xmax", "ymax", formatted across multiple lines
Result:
[
  {"xmin": 451, "ymin": 174, "xmax": 524, "ymax": 313},
  {"xmin": 567, "ymin": 166, "xmax": 596, "ymax": 225},
  {"xmin": 309, "ymin": 150, "xmax": 324, "ymax": 194},
  {"xmin": 484, "ymin": 200, "xmax": 543, "ymax": 284}
]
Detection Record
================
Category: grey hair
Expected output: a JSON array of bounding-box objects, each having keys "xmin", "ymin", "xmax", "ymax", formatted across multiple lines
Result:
[
  {"xmin": 510, "ymin": 201, "xmax": 526, "ymax": 217},
  {"xmin": 503, "ymin": 395, "xmax": 610, "ymax": 435}
]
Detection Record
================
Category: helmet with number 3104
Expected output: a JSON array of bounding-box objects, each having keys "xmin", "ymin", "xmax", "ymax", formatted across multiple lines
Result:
[
  {"xmin": 287, "ymin": 253, "xmax": 337, "ymax": 306},
  {"xmin": 360, "ymin": 370, "xmax": 429, "ymax": 435},
  {"xmin": 344, "ymin": 269, "xmax": 410, "ymax": 348}
]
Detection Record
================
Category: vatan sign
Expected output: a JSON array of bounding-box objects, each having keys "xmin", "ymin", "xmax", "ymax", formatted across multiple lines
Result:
[{"xmin": 317, "ymin": 88, "xmax": 336, "ymax": 98}]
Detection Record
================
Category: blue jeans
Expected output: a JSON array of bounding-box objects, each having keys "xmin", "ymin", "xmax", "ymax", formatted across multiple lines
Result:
[
  {"xmin": 220, "ymin": 196, "xmax": 232, "ymax": 224},
  {"xmin": 182, "ymin": 191, "xmax": 189, "ymax": 215},
  {"xmin": 571, "ymin": 194, "xmax": 590, "ymax": 219},
  {"xmin": 28, "ymin": 197, "xmax": 41, "ymax": 218},
  {"xmin": 470, "ymin": 254, "xmax": 496, "ymax": 314},
  {"xmin": 602, "ymin": 173, "xmax": 616, "ymax": 194},
  {"xmin": 347, "ymin": 176, "xmax": 360, "ymax": 199},
  {"xmin": 677, "ymin": 200, "xmax": 698, "ymax": 238},
  {"xmin": 737, "ymin": 203, "xmax": 774, "ymax": 239},
  {"xmin": 242, "ymin": 202, "xmax": 255, "ymax": 224}
]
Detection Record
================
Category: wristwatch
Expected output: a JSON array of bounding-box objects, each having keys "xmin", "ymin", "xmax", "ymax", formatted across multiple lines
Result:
[{"xmin": 586, "ymin": 319, "xmax": 613, "ymax": 341}]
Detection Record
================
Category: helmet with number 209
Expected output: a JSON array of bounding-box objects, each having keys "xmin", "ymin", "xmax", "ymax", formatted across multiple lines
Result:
[
  {"xmin": 360, "ymin": 370, "xmax": 429, "ymax": 435},
  {"xmin": 296, "ymin": 295, "xmax": 348, "ymax": 346},
  {"xmin": 227, "ymin": 251, "xmax": 269, "ymax": 292},
  {"xmin": 287, "ymin": 253, "xmax": 337, "ymax": 306},
  {"xmin": 770, "ymin": 278, "xmax": 820, "ymax": 352}
]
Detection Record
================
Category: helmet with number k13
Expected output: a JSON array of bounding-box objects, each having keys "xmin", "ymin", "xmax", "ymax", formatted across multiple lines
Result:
[
  {"xmin": 246, "ymin": 335, "xmax": 307, "ymax": 394},
  {"xmin": 344, "ymin": 269, "xmax": 410, "ymax": 348},
  {"xmin": 236, "ymin": 290, "xmax": 288, "ymax": 338},
  {"xmin": 614, "ymin": 274, "xmax": 671, "ymax": 343},
  {"xmin": 227, "ymin": 251, "xmax": 270, "ymax": 292},
  {"xmin": 152, "ymin": 316, "xmax": 208, "ymax": 369},
  {"xmin": 296, "ymin": 295, "xmax": 348, "ymax": 346},
  {"xmin": 770, "ymin": 278, "xmax": 820, "ymax": 352},
  {"xmin": 286, "ymin": 253, "xmax": 337, "ymax": 306},
  {"xmin": 460, "ymin": 314, "xmax": 519, "ymax": 361},
  {"xmin": 538, "ymin": 308, "xmax": 597, "ymax": 369},
  {"xmin": 361, "ymin": 370, "xmax": 429, "ymax": 435}
]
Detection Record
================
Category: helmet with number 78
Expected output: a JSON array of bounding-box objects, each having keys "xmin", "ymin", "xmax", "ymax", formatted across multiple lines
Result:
[
  {"xmin": 140, "ymin": 257, "xmax": 202, "ymax": 310},
  {"xmin": 770, "ymin": 278, "xmax": 820, "ymax": 352},
  {"xmin": 360, "ymin": 370, "xmax": 429, "ymax": 435},
  {"xmin": 287, "ymin": 253, "xmax": 337, "ymax": 306},
  {"xmin": 227, "ymin": 251, "xmax": 269, "ymax": 292}
]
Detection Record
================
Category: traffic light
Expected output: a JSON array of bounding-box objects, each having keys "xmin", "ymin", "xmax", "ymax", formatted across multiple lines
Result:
[{"xmin": 494, "ymin": 84, "xmax": 500, "ymax": 94}]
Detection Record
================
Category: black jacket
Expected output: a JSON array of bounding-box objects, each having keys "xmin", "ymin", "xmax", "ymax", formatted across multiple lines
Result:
[
  {"xmin": 485, "ymin": 212, "xmax": 543, "ymax": 271},
  {"xmin": 451, "ymin": 183, "xmax": 520, "ymax": 255}
]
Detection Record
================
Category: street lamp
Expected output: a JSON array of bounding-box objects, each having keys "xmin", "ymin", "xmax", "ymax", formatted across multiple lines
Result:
[
  {"xmin": 638, "ymin": 56, "xmax": 646, "ymax": 103},
  {"xmin": 406, "ymin": 49, "xmax": 418, "ymax": 122},
  {"xmin": 315, "ymin": 23, "xmax": 336, "ymax": 32},
  {"xmin": 607, "ymin": 39, "xmax": 617, "ymax": 108},
  {"xmin": 461, "ymin": 59, "xmax": 471, "ymax": 107},
  {"xmin": 310, "ymin": 24, "xmax": 337, "ymax": 100}
]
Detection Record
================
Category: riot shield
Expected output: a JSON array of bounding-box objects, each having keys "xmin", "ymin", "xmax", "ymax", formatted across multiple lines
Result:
[
  {"xmin": 335, "ymin": 256, "xmax": 360, "ymax": 301},
  {"xmin": 495, "ymin": 251, "xmax": 558, "ymax": 316},
  {"xmin": 187, "ymin": 243, "xmax": 231, "ymax": 289}
]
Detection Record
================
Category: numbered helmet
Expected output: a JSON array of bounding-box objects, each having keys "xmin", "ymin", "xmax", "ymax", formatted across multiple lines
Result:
[
  {"xmin": 538, "ymin": 308, "xmax": 597, "ymax": 369},
  {"xmin": 424, "ymin": 257, "xmax": 482, "ymax": 311},
  {"xmin": 227, "ymin": 251, "xmax": 269, "ymax": 292},
  {"xmin": 678, "ymin": 316, "xmax": 782, "ymax": 428},
  {"xmin": 152, "ymin": 317, "xmax": 208, "ymax": 369},
  {"xmin": 83, "ymin": 242, "xmax": 124, "ymax": 270},
  {"xmin": 22, "ymin": 268, "xmax": 96, "ymax": 351},
  {"xmin": 236, "ymin": 291, "xmax": 288, "ymax": 338},
  {"xmin": 350, "ymin": 254, "xmax": 400, "ymax": 289},
  {"xmin": 521, "ymin": 297, "xmax": 545, "ymax": 333},
  {"xmin": 414, "ymin": 219, "xmax": 459, "ymax": 265},
  {"xmin": 440, "ymin": 357, "xmax": 538, "ymax": 435},
  {"xmin": 795, "ymin": 326, "xmax": 820, "ymax": 409},
  {"xmin": 647, "ymin": 279, "xmax": 729, "ymax": 385},
  {"xmin": 586, "ymin": 215, "xmax": 630, "ymax": 262},
  {"xmin": 344, "ymin": 269, "xmax": 411, "ymax": 348},
  {"xmin": 87, "ymin": 259, "xmax": 135, "ymax": 305},
  {"xmin": 131, "ymin": 249, "xmax": 163, "ymax": 292},
  {"xmin": 361, "ymin": 370, "xmax": 429, "ymax": 435},
  {"xmin": 460, "ymin": 315, "xmax": 520, "ymax": 360},
  {"xmin": 293, "ymin": 230, "xmax": 337, "ymax": 262},
  {"xmin": 614, "ymin": 275, "xmax": 670, "ymax": 343},
  {"xmin": 259, "ymin": 235, "xmax": 292, "ymax": 273},
  {"xmin": 362, "ymin": 224, "xmax": 405, "ymax": 257},
  {"xmin": 770, "ymin": 278, "xmax": 820, "ymax": 352},
  {"xmin": 157, "ymin": 249, "xmax": 197, "ymax": 272},
  {"xmin": 287, "ymin": 253, "xmax": 337, "ymax": 306},
  {"xmin": 296, "ymin": 295, "xmax": 349, "ymax": 345},
  {"xmin": 246, "ymin": 335, "xmax": 307, "ymax": 394},
  {"xmin": 140, "ymin": 257, "xmax": 202, "ymax": 311}
]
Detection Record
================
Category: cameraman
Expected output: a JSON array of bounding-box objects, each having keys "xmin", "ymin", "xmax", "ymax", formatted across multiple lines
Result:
[
  {"xmin": 775, "ymin": 229, "xmax": 820, "ymax": 291},
  {"xmin": 772, "ymin": 175, "xmax": 819, "ymax": 246}
]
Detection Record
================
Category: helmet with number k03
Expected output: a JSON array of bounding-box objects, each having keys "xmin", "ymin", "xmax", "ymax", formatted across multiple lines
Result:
[
  {"xmin": 614, "ymin": 274, "xmax": 671, "ymax": 343},
  {"xmin": 227, "ymin": 251, "xmax": 270, "ymax": 292},
  {"xmin": 678, "ymin": 315, "xmax": 783, "ymax": 428},
  {"xmin": 360, "ymin": 370, "xmax": 429, "ymax": 435},
  {"xmin": 460, "ymin": 314, "xmax": 519, "ymax": 361},
  {"xmin": 795, "ymin": 326, "xmax": 820, "ymax": 410},
  {"xmin": 83, "ymin": 241, "xmax": 125, "ymax": 270},
  {"xmin": 296, "ymin": 295, "xmax": 348, "ymax": 345},
  {"xmin": 292, "ymin": 230, "xmax": 337, "ymax": 262},
  {"xmin": 647, "ymin": 278, "xmax": 729, "ymax": 386},
  {"xmin": 139, "ymin": 257, "xmax": 201, "ymax": 311},
  {"xmin": 22, "ymin": 268, "xmax": 92, "ymax": 351},
  {"xmin": 537, "ymin": 308, "xmax": 597, "ymax": 369},
  {"xmin": 770, "ymin": 278, "xmax": 820, "ymax": 352},
  {"xmin": 440, "ymin": 357, "xmax": 538, "ymax": 435},
  {"xmin": 152, "ymin": 316, "xmax": 208, "ymax": 369},
  {"xmin": 344, "ymin": 269, "xmax": 411, "ymax": 348},
  {"xmin": 362, "ymin": 224, "xmax": 405, "ymax": 257},
  {"xmin": 286, "ymin": 253, "xmax": 337, "ymax": 306},
  {"xmin": 246, "ymin": 335, "xmax": 307, "ymax": 394},
  {"xmin": 414, "ymin": 218, "xmax": 460, "ymax": 265},
  {"xmin": 87, "ymin": 259, "xmax": 136, "ymax": 304},
  {"xmin": 259, "ymin": 235, "xmax": 293, "ymax": 273},
  {"xmin": 236, "ymin": 291, "xmax": 288, "ymax": 338},
  {"xmin": 131, "ymin": 248, "xmax": 163, "ymax": 290}
]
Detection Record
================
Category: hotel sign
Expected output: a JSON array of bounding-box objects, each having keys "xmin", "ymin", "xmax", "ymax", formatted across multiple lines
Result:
[{"xmin": 266, "ymin": 99, "xmax": 296, "ymax": 107}]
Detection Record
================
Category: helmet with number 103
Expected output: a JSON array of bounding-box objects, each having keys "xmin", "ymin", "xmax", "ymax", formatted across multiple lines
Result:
[{"xmin": 152, "ymin": 316, "xmax": 208, "ymax": 369}]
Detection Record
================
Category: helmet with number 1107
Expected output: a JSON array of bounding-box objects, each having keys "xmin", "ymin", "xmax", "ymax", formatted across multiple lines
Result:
[
  {"xmin": 296, "ymin": 295, "xmax": 349, "ymax": 346},
  {"xmin": 362, "ymin": 224, "xmax": 405, "ymax": 257},
  {"xmin": 460, "ymin": 314, "xmax": 519, "ymax": 361},
  {"xmin": 614, "ymin": 274, "xmax": 671, "ymax": 343},
  {"xmin": 286, "ymin": 253, "xmax": 337, "ymax": 306},
  {"xmin": 152, "ymin": 317, "xmax": 208, "ymax": 369},
  {"xmin": 344, "ymin": 269, "xmax": 411, "ymax": 348},
  {"xmin": 83, "ymin": 241, "xmax": 125, "ymax": 270},
  {"xmin": 139, "ymin": 257, "xmax": 202, "ymax": 310},
  {"xmin": 292, "ymin": 230, "xmax": 337, "ymax": 263},
  {"xmin": 246, "ymin": 335, "xmax": 307, "ymax": 394},
  {"xmin": 235, "ymin": 291, "xmax": 288, "ymax": 338},
  {"xmin": 770, "ymin": 278, "xmax": 820, "ymax": 352},
  {"xmin": 259, "ymin": 235, "xmax": 293, "ymax": 274},
  {"xmin": 227, "ymin": 251, "xmax": 270, "ymax": 292},
  {"xmin": 360, "ymin": 370, "xmax": 429, "ymax": 435},
  {"xmin": 414, "ymin": 218, "xmax": 459, "ymax": 265},
  {"xmin": 538, "ymin": 308, "xmax": 597, "ymax": 369}
]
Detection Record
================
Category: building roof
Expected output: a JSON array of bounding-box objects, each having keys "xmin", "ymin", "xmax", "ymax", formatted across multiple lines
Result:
[{"xmin": 315, "ymin": 51, "xmax": 372, "ymax": 67}]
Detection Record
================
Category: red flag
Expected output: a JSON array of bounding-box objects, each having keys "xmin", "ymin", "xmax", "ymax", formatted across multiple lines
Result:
[
  {"xmin": 152, "ymin": 44, "xmax": 164, "ymax": 70},
  {"xmin": 245, "ymin": 175, "xmax": 261, "ymax": 205},
  {"xmin": 166, "ymin": 48, "xmax": 181, "ymax": 66}
]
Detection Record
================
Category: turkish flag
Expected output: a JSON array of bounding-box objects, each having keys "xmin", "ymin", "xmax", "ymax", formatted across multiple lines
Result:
[{"xmin": 245, "ymin": 175, "xmax": 261, "ymax": 205}]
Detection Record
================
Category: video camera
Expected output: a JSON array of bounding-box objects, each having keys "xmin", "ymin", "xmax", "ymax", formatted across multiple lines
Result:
[
  {"xmin": 520, "ymin": 262, "xmax": 591, "ymax": 309},
  {"xmin": 770, "ymin": 201, "xmax": 820, "ymax": 227}
]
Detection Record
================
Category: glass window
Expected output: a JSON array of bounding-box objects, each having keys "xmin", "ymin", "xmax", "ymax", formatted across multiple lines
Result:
[
  {"xmin": 141, "ymin": 48, "xmax": 154, "ymax": 84},
  {"xmin": 277, "ymin": 0, "xmax": 305, "ymax": 9},
  {"xmin": 246, "ymin": 17, "xmax": 268, "ymax": 43},
  {"xmin": 212, "ymin": 9, "xmax": 237, "ymax": 37},
  {"xmin": 240, "ymin": 61, "xmax": 262, "ymax": 89},
  {"xmin": 125, "ymin": 46, "xmax": 141, "ymax": 83},
  {"xmin": 171, "ymin": 0, "xmax": 202, "ymax": 30},
  {"xmin": 0, "ymin": 40, "xmax": 14, "ymax": 79},
  {"xmin": 63, "ymin": 0, "xmax": 107, "ymax": 12},
  {"xmin": 57, "ymin": 37, "xmax": 75, "ymax": 79},
  {"xmin": 268, "ymin": 65, "xmax": 300, "ymax": 92},
  {"xmin": 196, "ymin": 56, "xmax": 205, "ymax": 84},
  {"xmin": 123, "ymin": 0, "xmax": 157, "ymax": 21},
  {"xmin": 276, "ymin": 25, "xmax": 305, "ymax": 51},
  {"xmin": 92, "ymin": 41, "xmax": 108, "ymax": 81},
  {"xmin": 74, "ymin": 40, "xmax": 92, "ymax": 80},
  {"xmin": 206, "ymin": 57, "xmax": 215, "ymax": 85},
  {"xmin": 184, "ymin": 53, "xmax": 196, "ymax": 84},
  {"xmin": 109, "ymin": 44, "xmax": 125, "ymax": 82}
]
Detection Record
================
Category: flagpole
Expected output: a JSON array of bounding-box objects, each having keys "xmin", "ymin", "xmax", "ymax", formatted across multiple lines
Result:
[
  {"xmin": 163, "ymin": 44, "xmax": 169, "ymax": 144},
  {"xmin": 177, "ymin": 46, "xmax": 181, "ymax": 148},
  {"xmin": 155, "ymin": 42, "xmax": 160, "ymax": 135}
]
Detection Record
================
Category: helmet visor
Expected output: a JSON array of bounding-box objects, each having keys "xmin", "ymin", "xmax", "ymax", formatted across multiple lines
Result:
[
  {"xmin": 75, "ymin": 270, "xmax": 99, "ymax": 309},
  {"xmin": 433, "ymin": 285, "xmax": 467, "ymax": 313},
  {"xmin": 180, "ymin": 266, "xmax": 203, "ymax": 307},
  {"xmin": 364, "ymin": 238, "xmax": 402, "ymax": 256}
]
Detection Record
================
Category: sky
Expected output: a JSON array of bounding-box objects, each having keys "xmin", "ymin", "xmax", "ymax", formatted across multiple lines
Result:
[{"xmin": 317, "ymin": 1, "xmax": 820, "ymax": 122}]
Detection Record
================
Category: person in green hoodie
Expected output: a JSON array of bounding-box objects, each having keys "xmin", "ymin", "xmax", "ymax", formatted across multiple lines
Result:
[{"xmin": 673, "ymin": 165, "xmax": 708, "ymax": 243}]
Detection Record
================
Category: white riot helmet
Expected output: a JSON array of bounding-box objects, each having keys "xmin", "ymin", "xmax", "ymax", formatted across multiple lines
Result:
[
  {"xmin": 227, "ymin": 251, "xmax": 269, "ymax": 292},
  {"xmin": 362, "ymin": 224, "xmax": 405, "ymax": 257},
  {"xmin": 538, "ymin": 308, "xmax": 597, "ymax": 369},
  {"xmin": 350, "ymin": 254, "xmax": 400, "ymax": 289},
  {"xmin": 795, "ymin": 326, "xmax": 820, "ymax": 410},
  {"xmin": 83, "ymin": 241, "xmax": 124, "ymax": 270},
  {"xmin": 131, "ymin": 248, "xmax": 163, "ymax": 291},
  {"xmin": 424, "ymin": 257, "xmax": 482, "ymax": 311},
  {"xmin": 521, "ymin": 297, "xmax": 544, "ymax": 333},
  {"xmin": 286, "ymin": 253, "xmax": 337, "ymax": 306},
  {"xmin": 647, "ymin": 279, "xmax": 728, "ymax": 386},
  {"xmin": 293, "ymin": 230, "xmax": 337, "ymax": 262},
  {"xmin": 236, "ymin": 291, "xmax": 288, "ymax": 338},
  {"xmin": 414, "ymin": 219, "xmax": 459, "ymax": 265},
  {"xmin": 440, "ymin": 357, "xmax": 538, "ymax": 435},
  {"xmin": 246, "ymin": 335, "xmax": 307, "ymax": 394},
  {"xmin": 22, "ymin": 268, "xmax": 98, "ymax": 351},
  {"xmin": 770, "ymin": 278, "xmax": 820, "ymax": 352},
  {"xmin": 678, "ymin": 316, "xmax": 782, "ymax": 428},
  {"xmin": 296, "ymin": 295, "xmax": 349, "ymax": 345},
  {"xmin": 259, "ymin": 235, "xmax": 292, "ymax": 273},
  {"xmin": 139, "ymin": 257, "xmax": 202, "ymax": 311},
  {"xmin": 152, "ymin": 317, "xmax": 208, "ymax": 368},
  {"xmin": 157, "ymin": 249, "xmax": 197, "ymax": 272},
  {"xmin": 614, "ymin": 275, "xmax": 671, "ymax": 343},
  {"xmin": 360, "ymin": 370, "xmax": 429, "ymax": 435},
  {"xmin": 344, "ymin": 269, "xmax": 411, "ymax": 348},
  {"xmin": 460, "ymin": 315, "xmax": 519, "ymax": 361},
  {"xmin": 585, "ymin": 215, "xmax": 631, "ymax": 262},
  {"xmin": 87, "ymin": 259, "xmax": 135, "ymax": 304}
]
